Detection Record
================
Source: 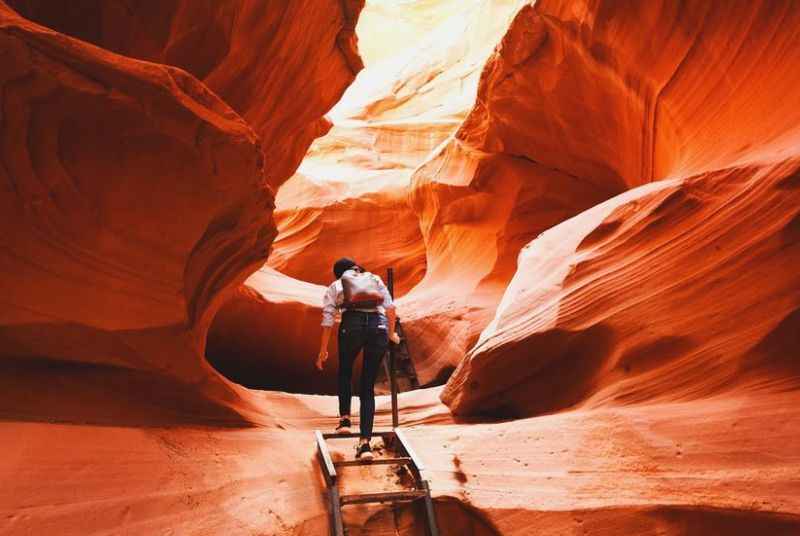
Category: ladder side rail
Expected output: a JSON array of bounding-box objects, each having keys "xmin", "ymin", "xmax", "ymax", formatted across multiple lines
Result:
[
  {"xmin": 421, "ymin": 481, "xmax": 440, "ymax": 536},
  {"xmin": 315, "ymin": 430, "xmax": 337, "ymax": 486},
  {"xmin": 394, "ymin": 428, "xmax": 426, "ymax": 486},
  {"xmin": 323, "ymin": 430, "xmax": 395, "ymax": 440},
  {"xmin": 394, "ymin": 428, "xmax": 425, "ymax": 473},
  {"xmin": 387, "ymin": 267, "xmax": 400, "ymax": 428},
  {"xmin": 330, "ymin": 486, "xmax": 345, "ymax": 536},
  {"xmin": 390, "ymin": 345, "xmax": 399, "ymax": 428}
]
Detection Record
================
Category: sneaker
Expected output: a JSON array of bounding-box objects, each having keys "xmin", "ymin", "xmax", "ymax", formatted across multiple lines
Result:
[
  {"xmin": 335, "ymin": 417, "xmax": 351, "ymax": 434},
  {"xmin": 355, "ymin": 440, "xmax": 374, "ymax": 461}
]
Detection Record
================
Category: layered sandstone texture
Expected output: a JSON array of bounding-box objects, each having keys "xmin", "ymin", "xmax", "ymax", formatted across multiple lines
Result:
[
  {"xmin": 269, "ymin": 0, "xmax": 528, "ymax": 291},
  {"xmin": 209, "ymin": 0, "xmax": 529, "ymax": 387},
  {"xmin": 5, "ymin": 0, "xmax": 364, "ymax": 189},
  {"xmin": 0, "ymin": 0, "xmax": 364, "ymax": 422},
  {"xmin": 441, "ymin": 0, "xmax": 800, "ymax": 419},
  {"xmin": 403, "ymin": 0, "xmax": 800, "ymax": 383}
]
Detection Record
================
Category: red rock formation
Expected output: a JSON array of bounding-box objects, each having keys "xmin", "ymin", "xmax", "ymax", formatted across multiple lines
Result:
[
  {"xmin": 269, "ymin": 170, "xmax": 427, "ymax": 296},
  {"xmin": 0, "ymin": 0, "xmax": 366, "ymax": 420},
  {"xmin": 443, "ymin": 162, "xmax": 800, "ymax": 416},
  {"xmin": 0, "ymin": 0, "xmax": 272, "ymax": 417},
  {"xmin": 267, "ymin": 0, "xmax": 525, "ymax": 292},
  {"xmin": 6, "ymin": 0, "xmax": 365, "ymax": 189},
  {"xmin": 404, "ymin": 142, "xmax": 616, "ymax": 382},
  {"xmin": 206, "ymin": 0, "xmax": 527, "ymax": 388},
  {"xmin": 415, "ymin": 389, "xmax": 800, "ymax": 535},
  {"xmin": 403, "ymin": 0, "xmax": 800, "ymax": 389},
  {"xmin": 440, "ymin": 0, "xmax": 800, "ymax": 418},
  {"xmin": 4, "ymin": 385, "xmax": 798, "ymax": 534}
]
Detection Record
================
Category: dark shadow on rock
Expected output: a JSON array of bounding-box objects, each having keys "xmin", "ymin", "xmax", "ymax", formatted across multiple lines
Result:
[
  {"xmin": 0, "ymin": 357, "xmax": 249, "ymax": 427},
  {"xmin": 360, "ymin": 495, "xmax": 502, "ymax": 536},
  {"xmin": 446, "ymin": 323, "xmax": 617, "ymax": 420}
]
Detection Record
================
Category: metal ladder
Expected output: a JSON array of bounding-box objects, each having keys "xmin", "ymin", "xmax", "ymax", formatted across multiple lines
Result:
[{"xmin": 316, "ymin": 429, "xmax": 439, "ymax": 536}]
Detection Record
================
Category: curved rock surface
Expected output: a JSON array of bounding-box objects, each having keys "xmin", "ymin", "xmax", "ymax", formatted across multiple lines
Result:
[
  {"xmin": 6, "ymin": 0, "xmax": 365, "ymax": 189},
  {"xmin": 402, "ymin": 0, "xmax": 800, "ymax": 386},
  {"xmin": 269, "ymin": 170, "xmax": 426, "ymax": 296},
  {"xmin": 440, "ymin": 0, "xmax": 800, "ymax": 417},
  {"xmin": 0, "ymin": 1, "xmax": 274, "ymax": 418},
  {"xmin": 0, "ymin": 0, "xmax": 365, "ymax": 421},
  {"xmin": 4, "ymin": 386, "xmax": 799, "ymax": 534},
  {"xmin": 443, "ymin": 162, "xmax": 800, "ymax": 417},
  {"xmin": 268, "ymin": 0, "xmax": 525, "ymax": 292},
  {"xmin": 207, "ymin": 0, "xmax": 527, "ymax": 388}
]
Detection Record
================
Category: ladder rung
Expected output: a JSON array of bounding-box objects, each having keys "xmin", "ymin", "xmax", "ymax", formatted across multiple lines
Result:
[
  {"xmin": 322, "ymin": 431, "xmax": 395, "ymax": 440},
  {"xmin": 340, "ymin": 490, "xmax": 427, "ymax": 505},
  {"xmin": 334, "ymin": 457, "xmax": 412, "ymax": 467}
]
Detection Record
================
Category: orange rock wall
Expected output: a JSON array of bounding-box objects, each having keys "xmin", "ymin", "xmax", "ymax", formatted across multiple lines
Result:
[
  {"xmin": 441, "ymin": 0, "xmax": 800, "ymax": 416},
  {"xmin": 6, "ymin": 0, "xmax": 365, "ymax": 189},
  {"xmin": 460, "ymin": 0, "xmax": 800, "ymax": 184},
  {"xmin": 267, "ymin": 0, "xmax": 525, "ymax": 292},
  {"xmin": 0, "ymin": 2, "xmax": 264, "ymax": 377},
  {"xmin": 443, "ymin": 162, "xmax": 800, "ymax": 416},
  {"xmin": 0, "ymin": 0, "xmax": 364, "ymax": 419},
  {"xmin": 207, "ymin": 1, "xmax": 530, "ymax": 387}
]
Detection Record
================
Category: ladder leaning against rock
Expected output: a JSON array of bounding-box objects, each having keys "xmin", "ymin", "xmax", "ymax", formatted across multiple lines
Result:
[{"xmin": 375, "ymin": 267, "xmax": 420, "ymax": 427}]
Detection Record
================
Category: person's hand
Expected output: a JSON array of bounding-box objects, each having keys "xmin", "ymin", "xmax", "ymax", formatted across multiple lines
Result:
[
  {"xmin": 316, "ymin": 350, "xmax": 328, "ymax": 370},
  {"xmin": 389, "ymin": 331, "xmax": 401, "ymax": 345}
]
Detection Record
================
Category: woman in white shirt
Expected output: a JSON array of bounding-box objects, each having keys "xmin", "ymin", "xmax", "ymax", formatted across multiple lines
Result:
[{"xmin": 316, "ymin": 258, "xmax": 400, "ymax": 460}]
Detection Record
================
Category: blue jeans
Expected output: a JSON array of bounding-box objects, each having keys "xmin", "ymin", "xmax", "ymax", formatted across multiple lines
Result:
[{"xmin": 338, "ymin": 311, "xmax": 388, "ymax": 439}]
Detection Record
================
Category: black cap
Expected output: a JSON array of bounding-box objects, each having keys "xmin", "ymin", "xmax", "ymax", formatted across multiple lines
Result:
[{"xmin": 333, "ymin": 257, "xmax": 358, "ymax": 279}]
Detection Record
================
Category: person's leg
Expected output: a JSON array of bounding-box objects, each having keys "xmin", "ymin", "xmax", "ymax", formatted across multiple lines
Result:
[
  {"xmin": 338, "ymin": 323, "xmax": 364, "ymax": 420},
  {"xmin": 358, "ymin": 321, "xmax": 388, "ymax": 440}
]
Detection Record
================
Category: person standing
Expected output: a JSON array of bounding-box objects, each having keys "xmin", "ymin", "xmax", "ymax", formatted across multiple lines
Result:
[{"xmin": 316, "ymin": 258, "xmax": 400, "ymax": 459}]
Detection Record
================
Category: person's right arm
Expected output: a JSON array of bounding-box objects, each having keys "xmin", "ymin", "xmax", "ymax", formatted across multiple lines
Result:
[{"xmin": 317, "ymin": 284, "xmax": 337, "ymax": 370}]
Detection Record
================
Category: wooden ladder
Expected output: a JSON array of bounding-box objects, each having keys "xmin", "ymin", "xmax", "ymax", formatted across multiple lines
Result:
[{"xmin": 316, "ymin": 429, "xmax": 439, "ymax": 536}]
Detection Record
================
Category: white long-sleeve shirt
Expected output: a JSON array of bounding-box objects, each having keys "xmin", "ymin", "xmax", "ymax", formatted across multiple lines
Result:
[{"xmin": 321, "ymin": 270, "xmax": 394, "ymax": 327}]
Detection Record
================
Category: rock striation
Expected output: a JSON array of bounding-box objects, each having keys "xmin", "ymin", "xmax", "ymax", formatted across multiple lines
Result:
[
  {"xmin": 6, "ymin": 0, "xmax": 365, "ymax": 189},
  {"xmin": 209, "ymin": 0, "xmax": 529, "ymax": 387},
  {"xmin": 269, "ymin": 0, "xmax": 527, "ymax": 291},
  {"xmin": 0, "ymin": 0, "xmax": 267, "ymax": 418},
  {"xmin": 441, "ymin": 0, "xmax": 800, "ymax": 418},
  {"xmin": 0, "ymin": 0, "xmax": 364, "ymax": 419},
  {"xmin": 443, "ymin": 162, "xmax": 800, "ymax": 417}
]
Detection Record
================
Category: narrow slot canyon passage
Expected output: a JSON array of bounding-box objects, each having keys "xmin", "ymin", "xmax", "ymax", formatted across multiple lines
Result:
[{"xmin": 2, "ymin": 1, "xmax": 800, "ymax": 535}]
